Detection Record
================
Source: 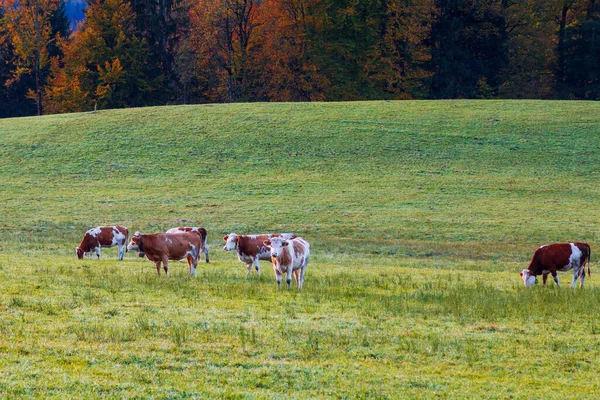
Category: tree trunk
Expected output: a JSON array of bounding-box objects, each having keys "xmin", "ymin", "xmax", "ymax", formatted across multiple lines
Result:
[
  {"xmin": 35, "ymin": 0, "xmax": 42, "ymax": 115},
  {"xmin": 556, "ymin": 2, "xmax": 570, "ymax": 97},
  {"xmin": 35, "ymin": 68, "xmax": 42, "ymax": 115}
]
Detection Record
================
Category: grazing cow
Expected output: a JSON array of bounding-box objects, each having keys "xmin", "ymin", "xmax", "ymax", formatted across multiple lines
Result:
[
  {"xmin": 223, "ymin": 232, "xmax": 296, "ymax": 275},
  {"xmin": 263, "ymin": 236, "xmax": 310, "ymax": 289},
  {"xmin": 76, "ymin": 226, "xmax": 128, "ymax": 260},
  {"xmin": 520, "ymin": 242, "xmax": 591, "ymax": 288},
  {"xmin": 127, "ymin": 231, "xmax": 201, "ymax": 276},
  {"xmin": 166, "ymin": 227, "xmax": 209, "ymax": 263}
]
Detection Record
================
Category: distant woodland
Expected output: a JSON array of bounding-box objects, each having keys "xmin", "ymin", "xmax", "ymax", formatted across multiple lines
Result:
[{"xmin": 1, "ymin": 0, "xmax": 599, "ymax": 117}]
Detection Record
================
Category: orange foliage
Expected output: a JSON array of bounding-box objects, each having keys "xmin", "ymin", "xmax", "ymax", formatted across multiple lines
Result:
[
  {"xmin": 187, "ymin": 0, "xmax": 263, "ymax": 101},
  {"xmin": 255, "ymin": 0, "xmax": 329, "ymax": 101},
  {"xmin": 2, "ymin": 0, "xmax": 60, "ymax": 113},
  {"xmin": 43, "ymin": 0, "xmax": 155, "ymax": 113}
]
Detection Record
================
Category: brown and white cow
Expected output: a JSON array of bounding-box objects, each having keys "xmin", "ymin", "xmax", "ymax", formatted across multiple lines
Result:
[
  {"xmin": 223, "ymin": 232, "xmax": 296, "ymax": 275},
  {"xmin": 127, "ymin": 231, "xmax": 201, "ymax": 276},
  {"xmin": 76, "ymin": 225, "xmax": 128, "ymax": 260},
  {"xmin": 263, "ymin": 236, "xmax": 310, "ymax": 289},
  {"xmin": 520, "ymin": 242, "xmax": 591, "ymax": 288},
  {"xmin": 166, "ymin": 227, "xmax": 209, "ymax": 263}
]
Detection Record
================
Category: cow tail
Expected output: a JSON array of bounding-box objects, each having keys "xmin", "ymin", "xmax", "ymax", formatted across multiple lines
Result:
[
  {"xmin": 200, "ymin": 228, "xmax": 208, "ymax": 255},
  {"xmin": 587, "ymin": 244, "xmax": 591, "ymax": 277},
  {"xmin": 125, "ymin": 229, "xmax": 129, "ymax": 253},
  {"xmin": 202, "ymin": 228, "xmax": 208, "ymax": 251}
]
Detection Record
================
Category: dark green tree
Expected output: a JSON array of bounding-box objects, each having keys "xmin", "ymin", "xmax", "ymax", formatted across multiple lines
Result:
[
  {"xmin": 430, "ymin": 0, "xmax": 507, "ymax": 98},
  {"xmin": 309, "ymin": 0, "xmax": 387, "ymax": 100},
  {"xmin": 561, "ymin": 0, "xmax": 600, "ymax": 99},
  {"xmin": 128, "ymin": 0, "xmax": 175, "ymax": 102}
]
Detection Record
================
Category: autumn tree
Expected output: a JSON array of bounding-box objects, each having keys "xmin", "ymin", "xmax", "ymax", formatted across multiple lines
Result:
[
  {"xmin": 44, "ymin": 0, "xmax": 161, "ymax": 113},
  {"xmin": 2, "ymin": 0, "xmax": 60, "ymax": 115},
  {"xmin": 254, "ymin": 0, "xmax": 329, "ymax": 101},
  {"xmin": 371, "ymin": 0, "xmax": 436, "ymax": 99},
  {"xmin": 186, "ymin": 0, "xmax": 263, "ymax": 102}
]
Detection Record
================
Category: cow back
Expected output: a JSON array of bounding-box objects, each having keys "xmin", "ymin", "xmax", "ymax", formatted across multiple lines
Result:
[
  {"xmin": 237, "ymin": 234, "xmax": 271, "ymax": 259},
  {"xmin": 141, "ymin": 232, "xmax": 202, "ymax": 261},
  {"xmin": 168, "ymin": 227, "xmax": 207, "ymax": 245},
  {"xmin": 529, "ymin": 242, "xmax": 589, "ymax": 274},
  {"xmin": 275, "ymin": 237, "xmax": 309, "ymax": 269}
]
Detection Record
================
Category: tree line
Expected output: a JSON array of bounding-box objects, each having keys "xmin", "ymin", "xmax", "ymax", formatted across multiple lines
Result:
[{"xmin": 1, "ymin": 0, "xmax": 599, "ymax": 118}]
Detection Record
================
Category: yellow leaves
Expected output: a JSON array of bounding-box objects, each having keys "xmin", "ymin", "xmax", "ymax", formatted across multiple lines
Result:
[
  {"xmin": 96, "ymin": 58, "xmax": 124, "ymax": 100},
  {"xmin": 25, "ymin": 88, "xmax": 37, "ymax": 100},
  {"xmin": 98, "ymin": 58, "xmax": 124, "ymax": 86}
]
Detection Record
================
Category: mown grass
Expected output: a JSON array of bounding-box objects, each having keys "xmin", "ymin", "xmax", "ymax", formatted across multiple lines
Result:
[{"xmin": 0, "ymin": 100, "xmax": 599, "ymax": 398}]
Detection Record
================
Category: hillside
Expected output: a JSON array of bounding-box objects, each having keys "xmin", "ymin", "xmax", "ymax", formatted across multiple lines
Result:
[
  {"xmin": 1, "ymin": 100, "xmax": 599, "ymax": 259},
  {"xmin": 0, "ymin": 100, "xmax": 599, "ymax": 397}
]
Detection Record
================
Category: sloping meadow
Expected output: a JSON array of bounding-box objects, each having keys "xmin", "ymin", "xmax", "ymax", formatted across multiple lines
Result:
[{"xmin": 0, "ymin": 101, "xmax": 599, "ymax": 397}]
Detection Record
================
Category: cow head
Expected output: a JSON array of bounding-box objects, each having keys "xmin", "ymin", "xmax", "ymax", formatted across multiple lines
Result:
[
  {"xmin": 263, "ymin": 237, "xmax": 288, "ymax": 258},
  {"xmin": 520, "ymin": 269, "xmax": 538, "ymax": 287},
  {"xmin": 76, "ymin": 247, "xmax": 84, "ymax": 259},
  {"xmin": 127, "ymin": 231, "xmax": 143, "ymax": 252},
  {"xmin": 223, "ymin": 233, "xmax": 239, "ymax": 251}
]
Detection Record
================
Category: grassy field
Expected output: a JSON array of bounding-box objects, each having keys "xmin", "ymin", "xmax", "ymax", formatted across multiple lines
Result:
[{"xmin": 0, "ymin": 100, "xmax": 599, "ymax": 398}]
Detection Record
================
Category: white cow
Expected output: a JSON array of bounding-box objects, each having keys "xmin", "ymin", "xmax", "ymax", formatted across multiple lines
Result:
[{"xmin": 263, "ymin": 236, "xmax": 310, "ymax": 289}]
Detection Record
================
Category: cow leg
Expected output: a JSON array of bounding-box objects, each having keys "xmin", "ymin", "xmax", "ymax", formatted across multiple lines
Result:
[
  {"xmin": 155, "ymin": 261, "xmax": 162, "ymax": 276},
  {"xmin": 299, "ymin": 266, "xmax": 307, "ymax": 290},
  {"xmin": 571, "ymin": 267, "xmax": 579, "ymax": 289},
  {"xmin": 286, "ymin": 267, "xmax": 293, "ymax": 289},
  {"xmin": 273, "ymin": 264, "xmax": 282, "ymax": 289},
  {"xmin": 551, "ymin": 270, "xmax": 560, "ymax": 287},
  {"xmin": 253, "ymin": 257, "xmax": 261, "ymax": 275},
  {"xmin": 579, "ymin": 268, "xmax": 585, "ymax": 288},
  {"xmin": 542, "ymin": 274, "xmax": 548, "ymax": 285},
  {"xmin": 293, "ymin": 269, "xmax": 300, "ymax": 287},
  {"xmin": 118, "ymin": 244, "xmax": 124, "ymax": 260},
  {"xmin": 246, "ymin": 262, "xmax": 253, "ymax": 276},
  {"xmin": 187, "ymin": 255, "xmax": 197, "ymax": 277},
  {"xmin": 162, "ymin": 256, "xmax": 169, "ymax": 276},
  {"xmin": 95, "ymin": 247, "xmax": 101, "ymax": 260},
  {"xmin": 204, "ymin": 246, "xmax": 210, "ymax": 263},
  {"xmin": 300, "ymin": 255, "xmax": 309, "ymax": 290}
]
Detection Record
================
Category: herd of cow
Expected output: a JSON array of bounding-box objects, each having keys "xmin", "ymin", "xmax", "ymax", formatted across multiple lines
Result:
[
  {"xmin": 76, "ymin": 226, "xmax": 591, "ymax": 289},
  {"xmin": 75, "ymin": 225, "xmax": 310, "ymax": 289}
]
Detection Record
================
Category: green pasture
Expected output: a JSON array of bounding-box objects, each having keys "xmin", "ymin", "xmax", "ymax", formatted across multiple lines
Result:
[{"xmin": 0, "ymin": 100, "xmax": 599, "ymax": 398}]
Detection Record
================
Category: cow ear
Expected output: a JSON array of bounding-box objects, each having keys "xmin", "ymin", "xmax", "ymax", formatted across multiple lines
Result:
[
  {"xmin": 223, "ymin": 235, "xmax": 229, "ymax": 242},
  {"xmin": 263, "ymin": 240, "xmax": 271, "ymax": 247},
  {"xmin": 520, "ymin": 272, "xmax": 523, "ymax": 277},
  {"xmin": 282, "ymin": 241, "xmax": 289, "ymax": 247}
]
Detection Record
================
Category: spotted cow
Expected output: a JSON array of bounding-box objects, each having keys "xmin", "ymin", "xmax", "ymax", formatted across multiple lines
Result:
[
  {"xmin": 127, "ymin": 231, "xmax": 202, "ymax": 276},
  {"xmin": 263, "ymin": 236, "xmax": 310, "ymax": 289},
  {"xmin": 166, "ymin": 227, "xmax": 209, "ymax": 263},
  {"xmin": 520, "ymin": 242, "xmax": 591, "ymax": 288},
  {"xmin": 76, "ymin": 225, "xmax": 128, "ymax": 260},
  {"xmin": 223, "ymin": 233, "xmax": 296, "ymax": 275}
]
